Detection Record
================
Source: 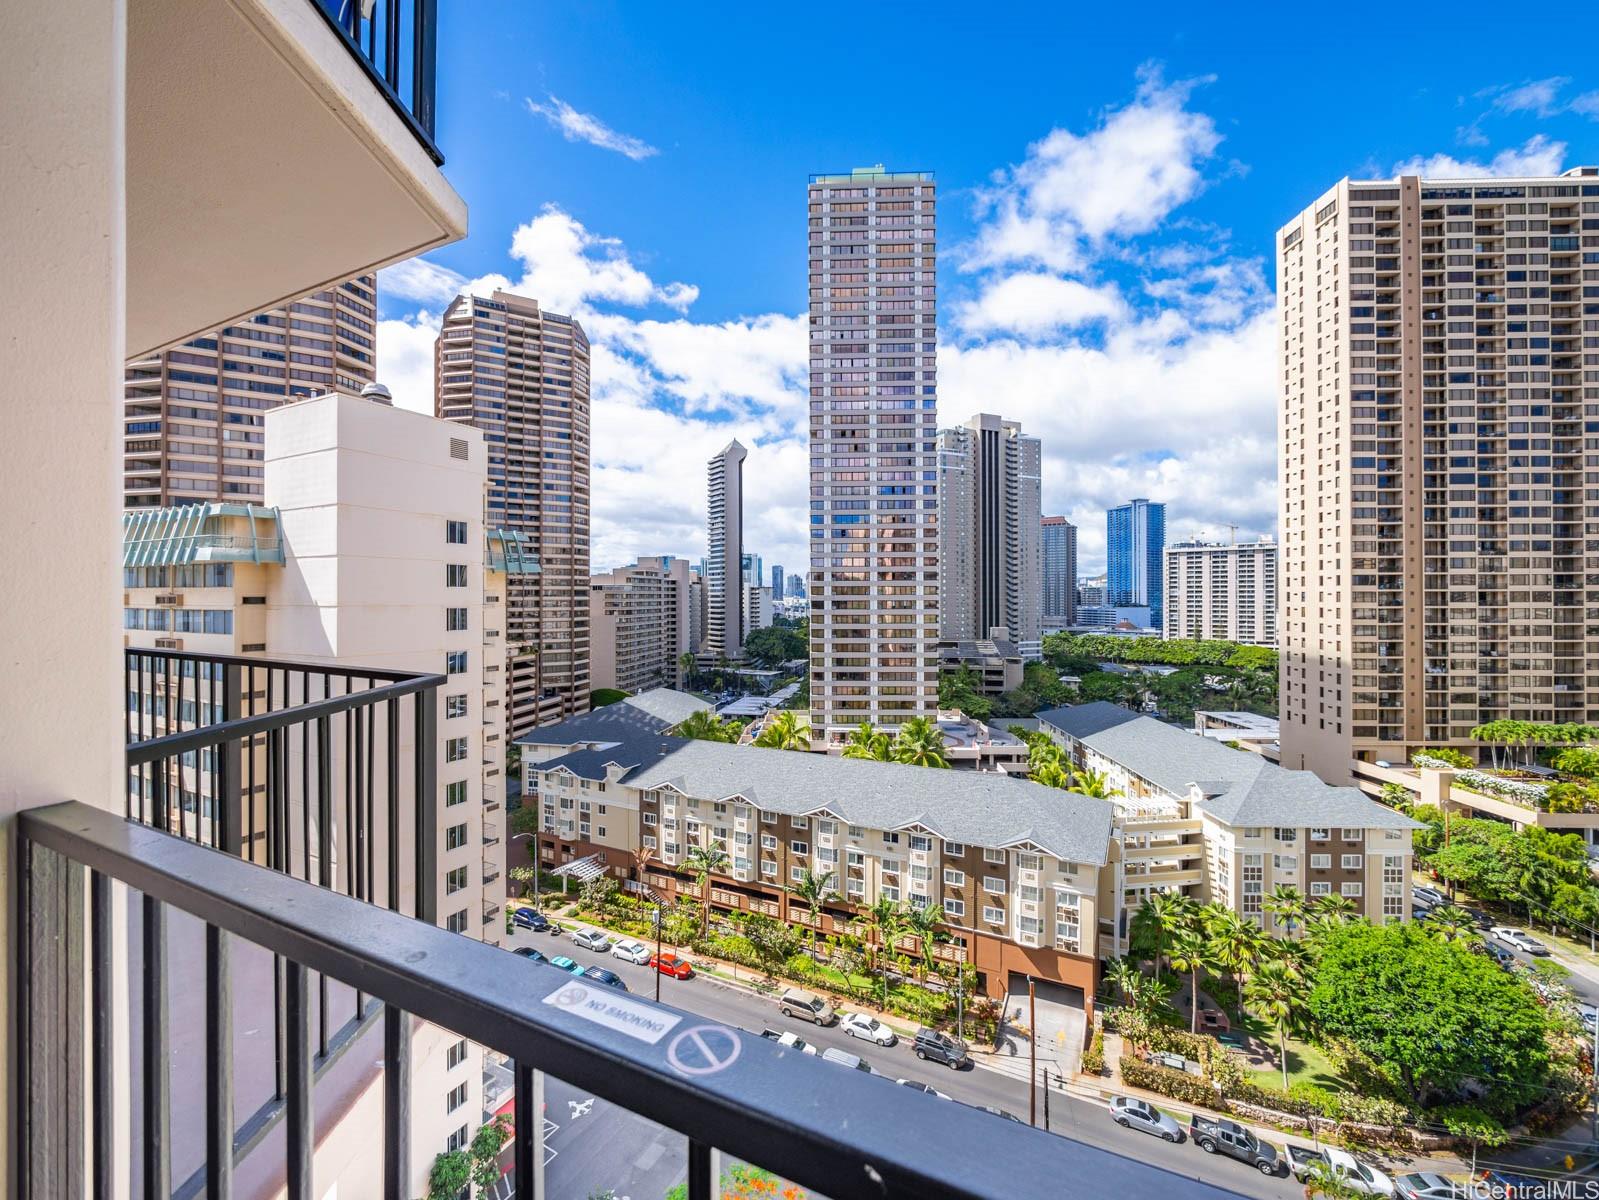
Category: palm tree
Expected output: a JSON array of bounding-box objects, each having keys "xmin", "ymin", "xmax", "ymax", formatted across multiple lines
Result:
[
  {"xmin": 1206, "ymin": 909, "xmax": 1266, "ymax": 1000},
  {"xmin": 676, "ymin": 710, "xmax": 735, "ymax": 743},
  {"xmin": 891, "ymin": 716, "xmax": 950, "ymax": 769},
  {"xmin": 1130, "ymin": 891, "xmax": 1193, "ymax": 976},
  {"xmin": 790, "ymin": 867, "xmax": 836, "ymax": 951},
  {"xmin": 1267, "ymin": 937, "xmax": 1315, "ymax": 980},
  {"xmin": 1101, "ymin": 955, "xmax": 1140, "ymax": 1007},
  {"xmin": 677, "ymin": 651, "xmax": 697, "ymax": 687},
  {"xmin": 1263, "ymin": 884, "xmax": 1308, "ymax": 937},
  {"xmin": 901, "ymin": 900, "xmax": 948, "ymax": 980},
  {"xmin": 1030, "ymin": 756, "xmax": 1072, "ymax": 789},
  {"xmin": 1245, "ymin": 959, "xmax": 1311, "ymax": 1092},
  {"xmin": 753, "ymin": 708, "xmax": 812, "ymax": 751},
  {"xmin": 1066, "ymin": 766, "xmax": 1123, "ymax": 800},
  {"xmin": 841, "ymin": 721, "xmax": 892, "ymax": 761},
  {"xmin": 1424, "ymin": 904, "xmax": 1478, "ymax": 944},
  {"xmin": 630, "ymin": 843, "xmax": 656, "ymax": 886},
  {"xmin": 682, "ymin": 842, "xmax": 731, "ymax": 939},
  {"xmin": 1167, "ymin": 928, "xmax": 1212, "ymax": 1033},
  {"xmin": 863, "ymin": 896, "xmax": 907, "ymax": 1003},
  {"xmin": 1304, "ymin": 892, "xmax": 1359, "ymax": 938}
]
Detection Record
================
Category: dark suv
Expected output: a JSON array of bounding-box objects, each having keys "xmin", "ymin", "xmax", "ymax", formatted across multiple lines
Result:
[{"xmin": 912, "ymin": 1028, "xmax": 969, "ymax": 1069}]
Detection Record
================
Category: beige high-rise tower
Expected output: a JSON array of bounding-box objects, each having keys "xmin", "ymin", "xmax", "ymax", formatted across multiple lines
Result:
[
  {"xmin": 1278, "ymin": 165, "xmax": 1599, "ymax": 783},
  {"xmin": 124, "ymin": 276, "xmax": 377, "ymax": 508},
  {"xmin": 807, "ymin": 167, "xmax": 940, "ymax": 738},
  {"xmin": 435, "ymin": 289, "xmax": 592, "ymax": 738},
  {"xmin": 705, "ymin": 439, "xmax": 747, "ymax": 658}
]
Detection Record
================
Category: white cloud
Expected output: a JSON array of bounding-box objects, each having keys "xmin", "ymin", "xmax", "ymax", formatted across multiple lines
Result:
[
  {"xmin": 524, "ymin": 95, "xmax": 658, "ymax": 161},
  {"xmin": 1392, "ymin": 133, "xmax": 1566, "ymax": 179},
  {"xmin": 964, "ymin": 63, "xmax": 1222, "ymax": 271},
  {"xmin": 954, "ymin": 274, "xmax": 1125, "ymax": 335},
  {"xmin": 1487, "ymin": 77, "xmax": 1569, "ymax": 118}
]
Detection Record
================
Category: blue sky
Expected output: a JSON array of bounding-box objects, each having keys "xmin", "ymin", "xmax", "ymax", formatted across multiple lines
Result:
[{"xmin": 377, "ymin": 2, "xmax": 1599, "ymax": 577}]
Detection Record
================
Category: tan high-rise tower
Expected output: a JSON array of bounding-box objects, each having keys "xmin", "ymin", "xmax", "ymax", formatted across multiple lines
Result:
[
  {"xmin": 435, "ymin": 289, "xmax": 591, "ymax": 738},
  {"xmin": 1278, "ymin": 165, "xmax": 1599, "ymax": 783},
  {"xmin": 807, "ymin": 167, "xmax": 940, "ymax": 737},
  {"xmin": 705, "ymin": 439, "xmax": 747, "ymax": 658}
]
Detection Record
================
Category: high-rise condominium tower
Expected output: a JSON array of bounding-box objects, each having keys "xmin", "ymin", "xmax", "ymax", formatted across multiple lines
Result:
[
  {"xmin": 808, "ymin": 167, "xmax": 940, "ymax": 736},
  {"xmin": 590, "ymin": 555, "xmax": 694, "ymax": 693},
  {"xmin": 1279, "ymin": 166, "xmax": 1599, "ymax": 782},
  {"xmin": 1042, "ymin": 516, "xmax": 1078, "ymax": 628},
  {"xmin": 938, "ymin": 414, "xmax": 1042, "ymax": 647},
  {"xmin": 435, "ymin": 290, "xmax": 591, "ymax": 738},
  {"xmin": 771, "ymin": 563, "xmax": 785, "ymax": 600},
  {"xmin": 1106, "ymin": 499, "xmax": 1166, "ymax": 628},
  {"xmin": 1164, "ymin": 539, "xmax": 1277, "ymax": 647},
  {"xmin": 124, "ymin": 276, "xmax": 377, "ymax": 508},
  {"xmin": 706, "ymin": 439, "xmax": 747, "ymax": 658}
]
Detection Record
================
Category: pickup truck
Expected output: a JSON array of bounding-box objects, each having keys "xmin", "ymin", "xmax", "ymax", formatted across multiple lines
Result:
[
  {"xmin": 1287, "ymin": 1146, "xmax": 1395, "ymax": 1195},
  {"xmin": 760, "ymin": 1029, "xmax": 818, "ymax": 1056},
  {"xmin": 1189, "ymin": 1115, "xmax": 1282, "ymax": 1176}
]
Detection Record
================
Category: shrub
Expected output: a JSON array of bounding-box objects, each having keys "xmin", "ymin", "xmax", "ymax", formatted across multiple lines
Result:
[
  {"xmin": 1119, "ymin": 1057, "xmax": 1221, "ymax": 1109},
  {"xmin": 1553, "ymin": 748, "xmax": 1599, "ymax": 780},
  {"xmin": 1082, "ymin": 1025, "xmax": 1106, "ymax": 1076},
  {"xmin": 1413, "ymin": 748, "xmax": 1474, "ymax": 770},
  {"xmin": 1544, "ymin": 781, "xmax": 1598, "ymax": 813}
]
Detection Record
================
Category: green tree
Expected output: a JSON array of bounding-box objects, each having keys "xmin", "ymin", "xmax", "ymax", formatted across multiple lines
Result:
[
  {"xmin": 1379, "ymin": 781, "xmax": 1415, "ymax": 812},
  {"xmin": 863, "ymin": 896, "xmax": 907, "ymax": 1003},
  {"xmin": 1167, "ymin": 928, "xmax": 1213, "ymax": 1033},
  {"xmin": 1066, "ymin": 765, "xmax": 1122, "ymax": 799},
  {"xmin": 1263, "ymin": 884, "xmax": 1308, "ymax": 937},
  {"xmin": 1129, "ymin": 892, "xmax": 1193, "ymax": 976},
  {"xmin": 1306, "ymin": 921, "xmax": 1551, "ymax": 1109},
  {"xmin": 841, "ymin": 721, "xmax": 892, "ymax": 761},
  {"xmin": 682, "ymin": 842, "xmax": 731, "ymax": 938},
  {"xmin": 753, "ymin": 708, "xmax": 812, "ymax": 751},
  {"xmin": 424, "ymin": 1151, "xmax": 471, "ymax": 1200},
  {"xmin": 891, "ymin": 716, "xmax": 950, "ymax": 768},
  {"xmin": 938, "ymin": 665, "xmax": 994, "ymax": 722},
  {"xmin": 1423, "ymin": 904, "xmax": 1478, "ymax": 944},
  {"xmin": 744, "ymin": 912, "xmax": 800, "ymax": 978},
  {"xmin": 1102, "ymin": 955, "xmax": 1140, "ymax": 1006},
  {"xmin": 1246, "ymin": 958, "xmax": 1311, "ymax": 1092},
  {"xmin": 469, "ymin": 1114, "xmax": 513, "ymax": 1195},
  {"xmin": 901, "ymin": 900, "xmax": 948, "ymax": 980},
  {"xmin": 590, "ymin": 687, "xmax": 628, "ymax": 708},
  {"xmin": 676, "ymin": 709, "xmax": 738, "ymax": 743},
  {"xmin": 790, "ymin": 867, "xmax": 836, "ymax": 951},
  {"xmin": 1205, "ymin": 908, "xmax": 1267, "ymax": 999}
]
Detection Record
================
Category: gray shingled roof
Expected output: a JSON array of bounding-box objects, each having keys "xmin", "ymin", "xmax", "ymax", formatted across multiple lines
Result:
[
  {"xmin": 515, "ymin": 688, "xmax": 709, "ymax": 748},
  {"xmin": 1037, "ymin": 702, "xmax": 1420, "ymax": 831},
  {"xmin": 538, "ymin": 737, "xmax": 1114, "ymax": 866}
]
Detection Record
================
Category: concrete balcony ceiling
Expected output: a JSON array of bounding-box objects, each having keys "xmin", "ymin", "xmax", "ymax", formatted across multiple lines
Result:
[{"xmin": 128, "ymin": 0, "xmax": 467, "ymax": 358}]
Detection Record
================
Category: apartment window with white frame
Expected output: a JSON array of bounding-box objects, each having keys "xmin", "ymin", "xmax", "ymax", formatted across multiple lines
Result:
[
  {"xmin": 447, "ymin": 1039, "xmax": 469, "ymax": 1070},
  {"xmin": 642, "ymin": 835, "xmax": 657, "ymax": 850},
  {"xmin": 983, "ymin": 875, "xmax": 1006, "ymax": 894},
  {"xmin": 1016, "ymin": 915, "xmax": 1041, "ymax": 938},
  {"xmin": 446, "ymin": 910, "xmax": 468, "ymax": 933},
  {"xmin": 1342, "ymin": 882, "xmax": 1363, "ymax": 897},
  {"xmin": 848, "ymin": 825, "xmax": 864, "ymax": 838},
  {"xmin": 942, "ymin": 841, "xmax": 964, "ymax": 855},
  {"xmin": 1018, "ymin": 884, "xmax": 1041, "ymax": 903},
  {"xmin": 982, "ymin": 905, "xmax": 1006, "ymax": 925},
  {"xmin": 642, "ymin": 812, "xmax": 657, "ymax": 826},
  {"xmin": 943, "ymin": 897, "xmax": 964, "ymax": 919},
  {"xmin": 790, "ymin": 840, "xmax": 808, "ymax": 855},
  {"xmin": 1015, "ymin": 852, "xmax": 1041, "ymax": 872},
  {"xmin": 445, "ymin": 608, "xmax": 468, "ymax": 631},
  {"xmin": 817, "ymin": 820, "xmax": 836, "ymax": 835},
  {"xmin": 1310, "ymin": 827, "xmax": 1329, "ymax": 841},
  {"xmin": 446, "ymin": 1083, "xmax": 468, "ymax": 1113},
  {"xmin": 446, "ymin": 519, "xmax": 468, "ymax": 544},
  {"xmin": 1241, "ymin": 854, "xmax": 1264, "ymax": 922},
  {"xmin": 908, "ymin": 835, "xmax": 932, "ymax": 852},
  {"xmin": 882, "ymin": 831, "xmax": 900, "ymax": 845},
  {"xmin": 790, "ymin": 866, "xmax": 806, "ymax": 884},
  {"xmin": 446, "ymin": 1125, "xmax": 468, "ymax": 1153},
  {"xmin": 1310, "ymin": 881, "xmax": 1331, "ymax": 896},
  {"xmin": 1274, "ymin": 828, "xmax": 1297, "ymax": 842},
  {"xmin": 943, "ymin": 868, "xmax": 964, "ymax": 887},
  {"xmin": 983, "ymin": 848, "xmax": 1006, "ymax": 864},
  {"xmin": 1341, "ymin": 854, "xmax": 1364, "ymax": 869},
  {"xmin": 847, "ymin": 877, "xmax": 864, "ymax": 895},
  {"xmin": 760, "ymin": 833, "xmax": 776, "ymax": 850},
  {"xmin": 1311, "ymin": 853, "xmax": 1330, "ymax": 869},
  {"xmin": 846, "ymin": 849, "xmax": 864, "ymax": 867},
  {"xmin": 881, "ymin": 883, "xmax": 900, "ymax": 901},
  {"xmin": 761, "ymin": 860, "xmax": 777, "ymax": 877},
  {"xmin": 1342, "ymin": 828, "xmax": 1361, "ymax": 842},
  {"xmin": 791, "ymin": 815, "xmax": 808, "ymax": 829}
]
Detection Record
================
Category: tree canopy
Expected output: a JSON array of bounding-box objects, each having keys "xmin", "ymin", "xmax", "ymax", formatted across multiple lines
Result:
[{"xmin": 1306, "ymin": 921, "xmax": 1551, "ymax": 1112}]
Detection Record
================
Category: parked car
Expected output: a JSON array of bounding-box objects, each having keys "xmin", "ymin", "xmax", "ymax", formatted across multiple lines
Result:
[
  {"xmin": 1288, "ymin": 1146, "xmax": 1394, "ymax": 1195},
  {"xmin": 650, "ymin": 952, "xmax": 694, "ymax": 979},
  {"xmin": 1578, "ymin": 1005, "xmax": 1598, "ymax": 1031},
  {"xmin": 839, "ymin": 1012, "xmax": 898, "ymax": 1046},
  {"xmin": 1485, "ymin": 943, "xmax": 1516, "ymax": 969},
  {"xmin": 820, "ymin": 1046, "xmax": 871, "ymax": 1073},
  {"xmin": 1465, "ymin": 908, "xmax": 1493, "ymax": 929},
  {"xmin": 1108, "ymin": 1095, "xmax": 1184, "ymax": 1142},
  {"xmin": 1490, "ymin": 927, "xmax": 1550, "ymax": 955},
  {"xmin": 582, "ymin": 965, "xmax": 628, "ymax": 991},
  {"xmin": 1412, "ymin": 906, "xmax": 1433, "ymax": 922},
  {"xmin": 610, "ymin": 938, "xmax": 651, "ymax": 964},
  {"xmin": 760, "ymin": 1029, "xmax": 817, "ymax": 1055},
  {"xmin": 1393, "ymin": 1173, "xmax": 1465, "ymax": 1200},
  {"xmin": 778, "ymin": 988, "xmax": 836, "ymax": 1026},
  {"xmin": 1189, "ymin": 1115, "xmax": 1281, "ymax": 1175},
  {"xmin": 894, "ymin": 1079, "xmax": 952, "ymax": 1100},
  {"xmin": 571, "ymin": 929, "xmax": 614, "ymax": 953},
  {"xmin": 511, "ymin": 907, "xmax": 552, "ymax": 932},
  {"xmin": 512, "ymin": 946, "xmax": 548, "ymax": 964},
  {"xmin": 549, "ymin": 955, "xmax": 586, "ymax": 976},
  {"xmin": 912, "ymin": 1028, "xmax": 970, "ymax": 1070},
  {"xmin": 1413, "ymin": 885, "xmax": 1447, "ymax": 907}
]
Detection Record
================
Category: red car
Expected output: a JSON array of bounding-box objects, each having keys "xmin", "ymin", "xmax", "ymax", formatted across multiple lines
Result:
[{"xmin": 650, "ymin": 952, "xmax": 694, "ymax": 979}]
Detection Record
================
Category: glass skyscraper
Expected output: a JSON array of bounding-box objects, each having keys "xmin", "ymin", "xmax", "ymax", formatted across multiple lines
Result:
[{"xmin": 1106, "ymin": 498, "xmax": 1166, "ymax": 629}]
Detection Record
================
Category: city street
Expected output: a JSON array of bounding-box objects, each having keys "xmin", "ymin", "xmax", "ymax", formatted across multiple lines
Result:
[{"xmin": 504, "ymin": 923, "xmax": 1303, "ymax": 1199}]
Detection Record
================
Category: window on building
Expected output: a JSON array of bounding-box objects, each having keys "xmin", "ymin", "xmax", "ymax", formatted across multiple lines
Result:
[
  {"xmin": 1341, "ymin": 882, "xmax": 1363, "ymax": 898},
  {"xmin": 982, "ymin": 875, "xmax": 1006, "ymax": 894},
  {"xmin": 446, "ymin": 608, "xmax": 468, "ymax": 631},
  {"xmin": 908, "ymin": 835, "xmax": 932, "ymax": 852},
  {"xmin": 789, "ymin": 865, "xmax": 806, "ymax": 883},
  {"xmin": 445, "ymin": 737, "xmax": 468, "ymax": 763},
  {"xmin": 446, "ymin": 520, "xmax": 468, "ymax": 544},
  {"xmin": 445, "ymin": 824, "xmax": 467, "ymax": 851},
  {"xmin": 1342, "ymin": 828, "xmax": 1361, "ymax": 842},
  {"xmin": 446, "ymin": 1083, "xmax": 468, "ymax": 1113},
  {"xmin": 848, "ymin": 825, "xmax": 864, "ymax": 838},
  {"xmin": 1310, "ymin": 827, "xmax": 1329, "ymax": 841},
  {"xmin": 1015, "ymin": 852, "xmax": 1041, "ymax": 872},
  {"xmin": 760, "ymin": 860, "xmax": 777, "ymax": 877},
  {"xmin": 943, "ymin": 897, "xmax": 964, "ymax": 918},
  {"xmin": 1309, "ymin": 882, "xmax": 1331, "ymax": 896},
  {"xmin": 444, "ymin": 780, "xmax": 467, "ymax": 807},
  {"xmin": 983, "ymin": 847, "xmax": 1006, "ymax": 864},
  {"xmin": 790, "ymin": 841, "xmax": 808, "ymax": 855},
  {"xmin": 446, "ymin": 1125, "xmax": 469, "ymax": 1153},
  {"xmin": 791, "ymin": 816, "xmax": 808, "ymax": 829},
  {"xmin": 881, "ymin": 831, "xmax": 900, "ymax": 845},
  {"xmin": 445, "ymin": 694, "xmax": 468, "ymax": 718},
  {"xmin": 1341, "ymin": 854, "xmax": 1364, "ymax": 869},
  {"xmin": 943, "ymin": 868, "xmax": 964, "ymax": 887},
  {"xmin": 942, "ymin": 841, "xmax": 965, "ymax": 856},
  {"xmin": 446, "ymin": 563, "xmax": 468, "ymax": 587},
  {"xmin": 1275, "ymin": 828, "xmax": 1297, "ymax": 842},
  {"xmin": 445, "ymin": 866, "xmax": 468, "ymax": 894},
  {"xmin": 1310, "ymin": 854, "xmax": 1330, "ymax": 869},
  {"xmin": 447, "ymin": 1040, "xmax": 468, "ymax": 1070},
  {"xmin": 881, "ymin": 883, "xmax": 900, "ymax": 901},
  {"xmin": 445, "ymin": 650, "xmax": 468, "ymax": 674},
  {"xmin": 446, "ymin": 910, "xmax": 468, "ymax": 933},
  {"xmin": 982, "ymin": 905, "xmax": 1006, "ymax": 925},
  {"xmin": 1241, "ymin": 854, "xmax": 1264, "ymax": 923}
]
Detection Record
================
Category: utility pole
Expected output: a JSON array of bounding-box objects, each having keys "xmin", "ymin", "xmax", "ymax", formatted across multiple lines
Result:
[
  {"xmin": 955, "ymin": 947, "xmax": 966, "ymax": 1042},
  {"xmin": 1028, "ymin": 977, "xmax": 1038, "ymax": 1128},
  {"xmin": 654, "ymin": 904, "xmax": 664, "ymax": 1003},
  {"xmin": 1042, "ymin": 1068, "xmax": 1051, "ymax": 1131}
]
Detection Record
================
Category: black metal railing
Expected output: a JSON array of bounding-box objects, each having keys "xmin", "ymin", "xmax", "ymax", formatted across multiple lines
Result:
[
  {"xmin": 309, "ymin": 0, "xmax": 441, "ymax": 164},
  {"xmin": 15, "ymin": 802, "xmax": 1241, "ymax": 1200}
]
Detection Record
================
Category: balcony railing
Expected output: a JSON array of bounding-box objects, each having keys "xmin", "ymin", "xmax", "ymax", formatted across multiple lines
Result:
[
  {"xmin": 13, "ymin": 802, "xmax": 1236, "ymax": 1200},
  {"xmin": 309, "ymin": 0, "xmax": 441, "ymax": 164}
]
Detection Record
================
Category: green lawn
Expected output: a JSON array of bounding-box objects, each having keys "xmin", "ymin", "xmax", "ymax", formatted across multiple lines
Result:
[{"xmin": 1244, "ymin": 1037, "xmax": 1351, "ymax": 1093}]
